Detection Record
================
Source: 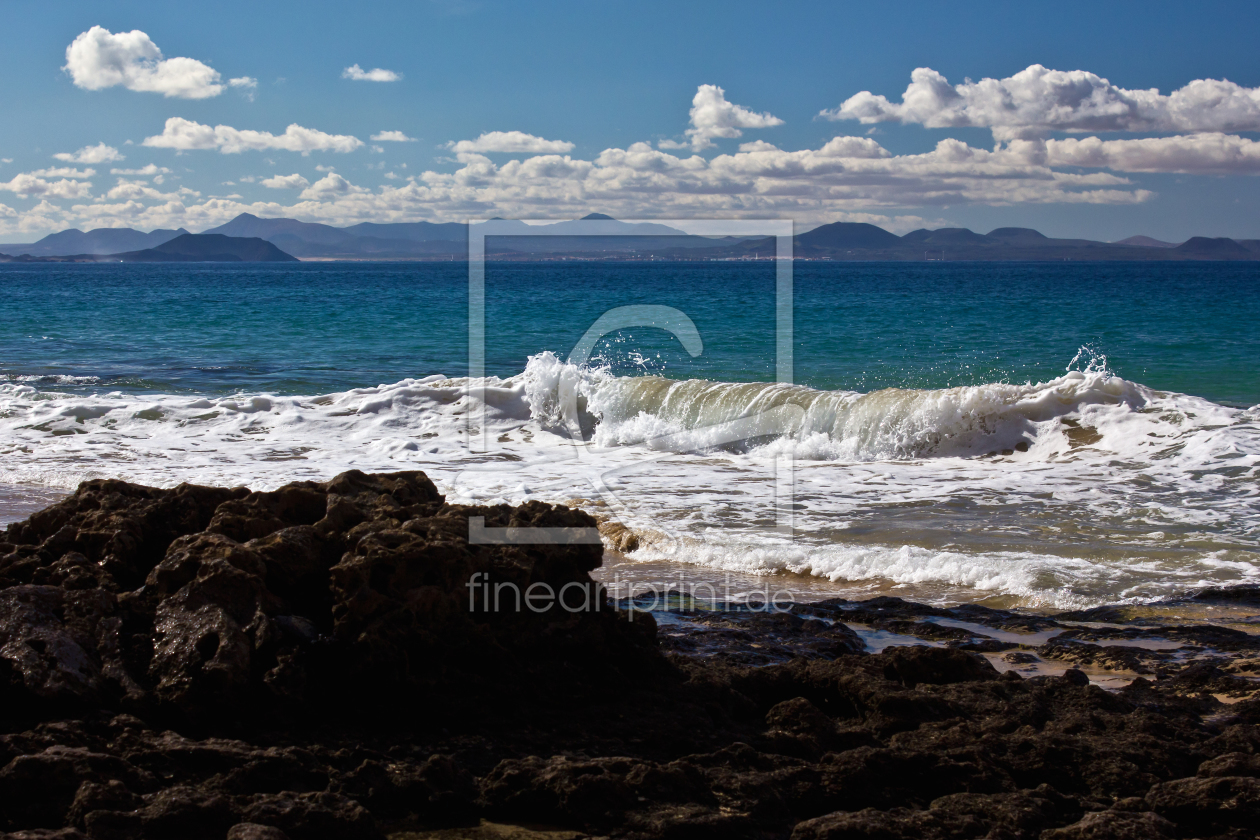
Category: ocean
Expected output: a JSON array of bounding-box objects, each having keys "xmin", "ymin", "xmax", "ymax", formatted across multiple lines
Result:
[{"xmin": 2, "ymin": 260, "xmax": 1258, "ymax": 610}]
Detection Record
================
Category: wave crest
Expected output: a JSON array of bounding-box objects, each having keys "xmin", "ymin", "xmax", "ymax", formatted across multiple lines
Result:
[{"xmin": 516, "ymin": 351, "xmax": 1159, "ymax": 461}]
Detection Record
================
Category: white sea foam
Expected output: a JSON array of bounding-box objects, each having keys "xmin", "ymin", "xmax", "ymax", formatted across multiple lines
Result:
[
  {"xmin": 1, "ymin": 352, "xmax": 1257, "ymax": 607},
  {"xmin": 2, "ymin": 374, "xmax": 102, "ymax": 386}
]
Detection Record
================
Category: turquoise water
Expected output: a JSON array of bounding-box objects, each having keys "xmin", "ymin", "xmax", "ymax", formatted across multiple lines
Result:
[
  {"xmin": 1, "ymin": 260, "xmax": 1258, "ymax": 608},
  {"xmin": 2, "ymin": 260, "xmax": 1257, "ymax": 405}
]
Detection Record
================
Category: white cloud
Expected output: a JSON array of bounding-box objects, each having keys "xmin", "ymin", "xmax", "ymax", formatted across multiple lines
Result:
[
  {"xmin": 738, "ymin": 140, "xmax": 781, "ymax": 152},
  {"xmin": 0, "ymin": 173, "xmax": 94, "ymax": 200},
  {"xmin": 0, "ymin": 130, "xmax": 1179, "ymax": 236},
  {"xmin": 298, "ymin": 172, "xmax": 366, "ymax": 200},
  {"xmin": 103, "ymin": 134, "xmax": 1147, "ymax": 232},
  {"xmin": 31, "ymin": 167, "xmax": 96, "ymax": 179},
  {"xmin": 815, "ymin": 136, "xmax": 892, "ymax": 159},
  {"xmin": 1037, "ymin": 132, "xmax": 1260, "ymax": 174},
  {"xmin": 105, "ymin": 178, "xmax": 187, "ymax": 202},
  {"xmin": 682, "ymin": 84, "xmax": 783, "ymax": 150},
  {"xmin": 448, "ymin": 131, "xmax": 575, "ymax": 155},
  {"xmin": 342, "ymin": 64, "xmax": 401, "ymax": 82},
  {"xmin": 63, "ymin": 26, "xmax": 227, "ymax": 99},
  {"xmin": 10, "ymin": 126, "xmax": 1167, "ymax": 239},
  {"xmin": 371, "ymin": 130, "xmax": 416, "ymax": 142},
  {"xmin": 142, "ymin": 117, "xmax": 364, "ymax": 154},
  {"xmin": 229, "ymin": 76, "xmax": 258, "ymax": 101},
  {"xmin": 53, "ymin": 143, "xmax": 124, "ymax": 164},
  {"xmin": 315, "ymin": 165, "xmax": 336, "ymax": 172},
  {"xmin": 823, "ymin": 64, "xmax": 1260, "ymax": 141},
  {"xmin": 13, "ymin": 200, "xmax": 65, "ymax": 235},
  {"xmin": 261, "ymin": 173, "xmax": 311, "ymax": 189},
  {"xmin": 111, "ymin": 164, "xmax": 172, "ymax": 177},
  {"xmin": 23, "ymin": 80, "xmax": 1260, "ymax": 237}
]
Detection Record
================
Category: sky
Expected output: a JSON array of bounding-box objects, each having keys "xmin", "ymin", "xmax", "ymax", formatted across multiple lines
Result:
[{"xmin": 2, "ymin": 0, "xmax": 1259, "ymax": 242}]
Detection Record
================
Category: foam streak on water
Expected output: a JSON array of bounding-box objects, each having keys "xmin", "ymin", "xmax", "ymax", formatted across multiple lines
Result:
[{"xmin": 1, "ymin": 352, "xmax": 1257, "ymax": 609}]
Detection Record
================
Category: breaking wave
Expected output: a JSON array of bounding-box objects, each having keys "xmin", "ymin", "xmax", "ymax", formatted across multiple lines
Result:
[
  {"xmin": 519, "ymin": 350, "xmax": 1172, "ymax": 461},
  {"xmin": 1, "ymin": 350, "xmax": 1257, "ymax": 608}
]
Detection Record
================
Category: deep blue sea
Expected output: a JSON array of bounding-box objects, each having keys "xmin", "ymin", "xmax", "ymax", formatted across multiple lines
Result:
[
  {"xmin": 2, "ymin": 260, "xmax": 1257, "ymax": 404},
  {"xmin": 2, "ymin": 260, "xmax": 1258, "ymax": 608}
]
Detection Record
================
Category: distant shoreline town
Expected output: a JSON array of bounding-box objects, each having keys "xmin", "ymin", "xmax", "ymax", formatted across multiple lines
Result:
[{"xmin": 4, "ymin": 212, "xmax": 1259, "ymax": 263}]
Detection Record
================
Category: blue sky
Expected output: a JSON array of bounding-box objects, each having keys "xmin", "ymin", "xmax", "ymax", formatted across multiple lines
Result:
[{"xmin": 2, "ymin": 0, "xmax": 1259, "ymax": 241}]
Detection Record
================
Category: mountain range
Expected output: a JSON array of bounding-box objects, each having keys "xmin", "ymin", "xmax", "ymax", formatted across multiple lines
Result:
[{"xmin": 3, "ymin": 214, "xmax": 1259, "ymax": 261}]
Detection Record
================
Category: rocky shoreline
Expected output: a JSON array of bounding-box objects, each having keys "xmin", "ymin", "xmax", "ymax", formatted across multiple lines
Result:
[{"xmin": 1, "ymin": 471, "xmax": 1258, "ymax": 839}]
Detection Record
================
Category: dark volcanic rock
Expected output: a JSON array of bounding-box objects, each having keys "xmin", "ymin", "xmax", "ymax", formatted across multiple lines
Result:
[
  {"xmin": 2, "ymin": 470, "xmax": 654, "ymax": 724},
  {"xmin": 1038, "ymin": 809, "xmax": 1177, "ymax": 839},
  {"xmin": 1, "ymin": 471, "xmax": 1258, "ymax": 839}
]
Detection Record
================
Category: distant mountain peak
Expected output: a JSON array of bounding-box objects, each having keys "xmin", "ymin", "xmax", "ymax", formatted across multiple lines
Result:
[
  {"xmin": 580, "ymin": 213, "xmax": 616, "ymax": 221},
  {"xmin": 987, "ymin": 227, "xmax": 1047, "ymax": 239},
  {"xmin": 125, "ymin": 233, "xmax": 298, "ymax": 262},
  {"xmin": 1173, "ymin": 236, "xmax": 1252, "ymax": 258},
  {"xmin": 1113, "ymin": 235, "xmax": 1176, "ymax": 248}
]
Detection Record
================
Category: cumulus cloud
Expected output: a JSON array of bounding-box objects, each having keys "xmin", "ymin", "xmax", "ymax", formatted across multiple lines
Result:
[
  {"xmin": 738, "ymin": 140, "xmax": 781, "ymax": 152},
  {"xmin": 298, "ymin": 172, "xmax": 366, "ymax": 200},
  {"xmin": 681, "ymin": 84, "xmax": 783, "ymax": 150},
  {"xmin": 10, "ymin": 200, "xmax": 65, "ymax": 235},
  {"xmin": 342, "ymin": 64, "xmax": 401, "ymax": 82},
  {"xmin": 104, "ymin": 179, "xmax": 189, "ymax": 202},
  {"xmin": 448, "ymin": 131, "xmax": 575, "ymax": 155},
  {"xmin": 261, "ymin": 173, "xmax": 311, "ymax": 189},
  {"xmin": 63, "ymin": 26, "xmax": 228, "ymax": 99},
  {"xmin": 1037, "ymin": 132, "xmax": 1260, "ymax": 174},
  {"xmin": 0, "ymin": 173, "xmax": 94, "ymax": 200},
  {"xmin": 823, "ymin": 64, "xmax": 1260, "ymax": 140},
  {"xmin": 371, "ymin": 130, "xmax": 416, "ymax": 142},
  {"xmin": 53, "ymin": 143, "xmax": 124, "ymax": 164},
  {"xmin": 142, "ymin": 117, "xmax": 364, "ymax": 154}
]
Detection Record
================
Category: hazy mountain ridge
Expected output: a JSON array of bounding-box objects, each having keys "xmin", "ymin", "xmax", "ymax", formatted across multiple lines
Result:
[
  {"xmin": 4, "ymin": 213, "xmax": 1259, "ymax": 261},
  {"xmin": 0, "ymin": 233, "xmax": 297, "ymax": 263},
  {"xmin": 0, "ymin": 226, "xmax": 190, "ymax": 256}
]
